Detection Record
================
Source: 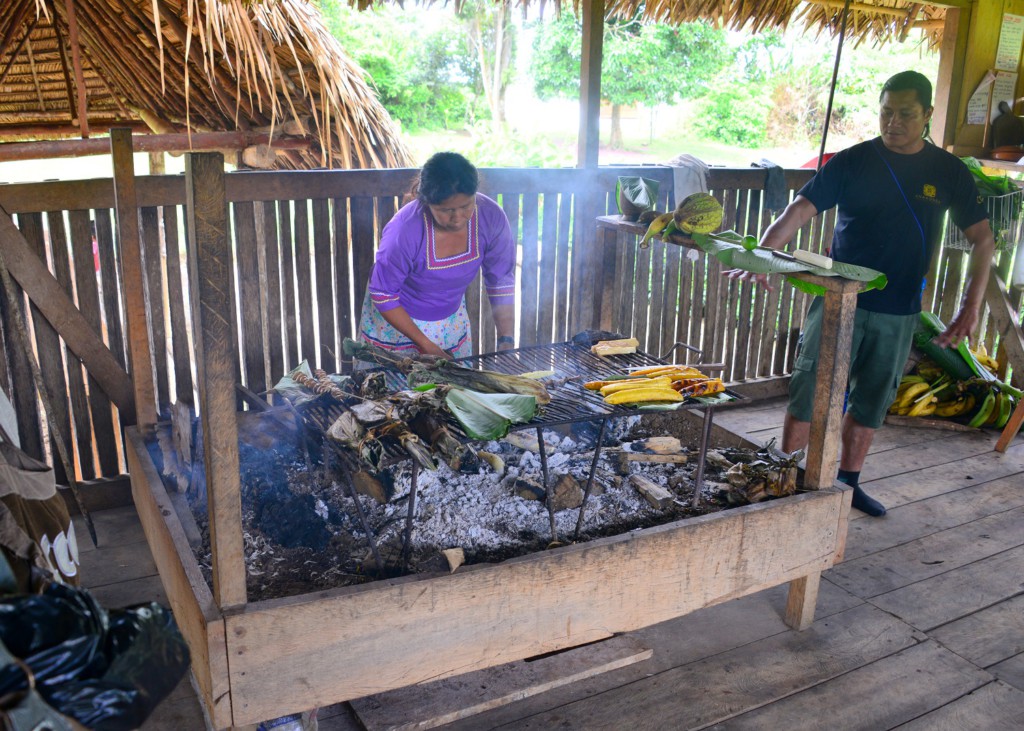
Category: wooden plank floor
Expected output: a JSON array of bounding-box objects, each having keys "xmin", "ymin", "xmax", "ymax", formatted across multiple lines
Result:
[{"xmin": 75, "ymin": 397, "xmax": 1024, "ymax": 730}]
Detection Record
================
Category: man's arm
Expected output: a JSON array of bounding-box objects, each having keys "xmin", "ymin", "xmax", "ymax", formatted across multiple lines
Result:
[
  {"xmin": 932, "ymin": 218, "xmax": 996, "ymax": 348},
  {"xmin": 726, "ymin": 195, "xmax": 820, "ymax": 289}
]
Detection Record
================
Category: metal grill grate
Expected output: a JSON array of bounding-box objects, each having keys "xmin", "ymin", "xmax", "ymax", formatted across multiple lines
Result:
[{"xmin": 381, "ymin": 341, "xmax": 742, "ymax": 431}]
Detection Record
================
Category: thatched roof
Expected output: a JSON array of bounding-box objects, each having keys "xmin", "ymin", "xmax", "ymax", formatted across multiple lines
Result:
[
  {"xmin": 532, "ymin": 0, "xmax": 947, "ymax": 48},
  {"xmin": 0, "ymin": 0, "xmax": 412, "ymax": 169}
]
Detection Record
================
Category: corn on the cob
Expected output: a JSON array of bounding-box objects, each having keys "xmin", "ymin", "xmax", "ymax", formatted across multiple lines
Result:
[{"xmin": 604, "ymin": 387, "xmax": 684, "ymax": 405}]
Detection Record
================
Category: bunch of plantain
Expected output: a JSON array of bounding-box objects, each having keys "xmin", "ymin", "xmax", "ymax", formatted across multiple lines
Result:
[
  {"xmin": 968, "ymin": 389, "xmax": 1015, "ymax": 429},
  {"xmin": 888, "ymin": 374, "xmax": 950, "ymax": 418},
  {"xmin": 585, "ymin": 365, "xmax": 725, "ymax": 405},
  {"xmin": 968, "ymin": 343, "xmax": 1000, "ymax": 374}
]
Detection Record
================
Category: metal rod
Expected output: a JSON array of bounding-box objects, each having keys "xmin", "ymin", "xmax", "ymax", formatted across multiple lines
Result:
[
  {"xmin": 536, "ymin": 427, "xmax": 557, "ymax": 544},
  {"xmin": 817, "ymin": 0, "xmax": 852, "ymax": 171},
  {"xmin": 692, "ymin": 407, "xmax": 716, "ymax": 508},
  {"xmin": 574, "ymin": 417, "xmax": 609, "ymax": 540},
  {"xmin": 402, "ymin": 461, "xmax": 419, "ymax": 571},
  {"xmin": 338, "ymin": 456, "xmax": 386, "ymax": 573}
]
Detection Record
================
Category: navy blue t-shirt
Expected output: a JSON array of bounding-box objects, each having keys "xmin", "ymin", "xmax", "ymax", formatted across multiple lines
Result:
[{"xmin": 798, "ymin": 138, "xmax": 988, "ymax": 315}]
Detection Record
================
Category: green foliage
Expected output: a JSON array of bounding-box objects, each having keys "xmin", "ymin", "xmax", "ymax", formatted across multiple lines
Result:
[
  {"xmin": 317, "ymin": 1, "xmax": 480, "ymax": 132},
  {"xmin": 466, "ymin": 124, "xmax": 574, "ymax": 167},
  {"xmin": 530, "ymin": 14, "xmax": 728, "ymax": 107},
  {"xmin": 692, "ymin": 85, "xmax": 771, "ymax": 147}
]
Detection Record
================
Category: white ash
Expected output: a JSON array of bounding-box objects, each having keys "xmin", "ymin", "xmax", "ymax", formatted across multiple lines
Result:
[{"xmin": 334, "ymin": 429, "xmax": 697, "ymax": 558}]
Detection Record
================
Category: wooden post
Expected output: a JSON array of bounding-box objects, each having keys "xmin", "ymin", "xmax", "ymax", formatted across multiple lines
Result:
[
  {"xmin": 785, "ymin": 273, "xmax": 862, "ymax": 631},
  {"xmin": 576, "ymin": 0, "xmax": 603, "ymax": 169},
  {"xmin": 184, "ymin": 152, "xmax": 247, "ymax": 610},
  {"xmin": 801, "ymin": 276, "xmax": 863, "ymax": 490},
  {"xmin": 110, "ymin": 129, "xmax": 158, "ymax": 426}
]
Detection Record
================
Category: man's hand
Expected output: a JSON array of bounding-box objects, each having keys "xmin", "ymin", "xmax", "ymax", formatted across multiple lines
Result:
[
  {"xmin": 932, "ymin": 306, "xmax": 979, "ymax": 348},
  {"xmin": 724, "ymin": 268, "xmax": 773, "ymax": 291}
]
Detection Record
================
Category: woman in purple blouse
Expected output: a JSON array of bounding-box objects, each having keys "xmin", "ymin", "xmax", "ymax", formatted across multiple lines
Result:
[{"xmin": 358, "ymin": 152, "xmax": 517, "ymax": 359}]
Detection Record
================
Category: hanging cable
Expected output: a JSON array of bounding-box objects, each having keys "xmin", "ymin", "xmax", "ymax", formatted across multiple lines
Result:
[{"xmin": 817, "ymin": 0, "xmax": 853, "ymax": 171}]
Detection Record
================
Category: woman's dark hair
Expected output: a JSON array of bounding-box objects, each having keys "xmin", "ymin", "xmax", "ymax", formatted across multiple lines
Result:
[
  {"xmin": 415, "ymin": 152, "xmax": 479, "ymax": 205},
  {"xmin": 880, "ymin": 71, "xmax": 933, "ymax": 140}
]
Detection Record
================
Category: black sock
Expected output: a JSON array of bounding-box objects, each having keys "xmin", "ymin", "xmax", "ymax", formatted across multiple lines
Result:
[{"xmin": 837, "ymin": 469, "xmax": 860, "ymax": 488}]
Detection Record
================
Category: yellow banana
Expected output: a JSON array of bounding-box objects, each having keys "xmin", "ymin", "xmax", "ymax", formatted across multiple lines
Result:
[
  {"xmin": 600, "ymin": 376, "xmax": 673, "ymax": 396},
  {"xmin": 907, "ymin": 396, "xmax": 938, "ymax": 417},
  {"xmin": 896, "ymin": 382, "xmax": 930, "ymax": 409},
  {"xmin": 604, "ymin": 387, "xmax": 684, "ymax": 405},
  {"xmin": 639, "ymin": 212, "xmax": 675, "ymax": 248}
]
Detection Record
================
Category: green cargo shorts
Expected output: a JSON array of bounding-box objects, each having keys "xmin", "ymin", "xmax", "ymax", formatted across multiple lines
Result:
[{"xmin": 789, "ymin": 298, "xmax": 918, "ymax": 429}]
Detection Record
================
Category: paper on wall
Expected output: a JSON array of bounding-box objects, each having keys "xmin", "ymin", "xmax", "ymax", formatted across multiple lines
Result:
[
  {"xmin": 966, "ymin": 71, "xmax": 995, "ymax": 125},
  {"xmin": 996, "ymin": 13, "xmax": 1024, "ymax": 71},
  {"xmin": 992, "ymin": 71, "xmax": 1019, "ymax": 122}
]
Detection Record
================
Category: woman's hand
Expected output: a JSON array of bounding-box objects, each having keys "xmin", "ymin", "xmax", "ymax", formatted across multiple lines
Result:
[
  {"xmin": 418, "ymin": 341, "xmax": 453, "ymax": 359},
  {"xmin": 723, "ymin": 268, "xmax": 773, "ymax": 291}
]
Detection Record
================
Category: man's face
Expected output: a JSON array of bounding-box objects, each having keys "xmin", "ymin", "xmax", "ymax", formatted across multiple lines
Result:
[{"xmin": 879, "ymin": 89, "xmax": 933, "ymax": 153}]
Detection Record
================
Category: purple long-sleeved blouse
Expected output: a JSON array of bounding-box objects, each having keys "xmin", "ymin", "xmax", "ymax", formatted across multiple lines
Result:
[{"xmin": 367, "ymin": 193, "xmax": 516, "ymax": 321}]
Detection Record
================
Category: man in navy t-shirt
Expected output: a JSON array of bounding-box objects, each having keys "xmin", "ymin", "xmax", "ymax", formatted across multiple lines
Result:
[{"xmin": 734, "ymin": 71, "xmax": 994, "ymax": 517}]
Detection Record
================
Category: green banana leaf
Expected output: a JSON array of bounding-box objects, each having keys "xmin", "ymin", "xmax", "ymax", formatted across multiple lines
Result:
[
  {"xmin": 445, "ymin": 388, "xmax": 538, "ymax": 440},
  {"xmin": 692, "ymin": 231, "xmax": 888, "ymax": 296},
  {"xmin": 616, "ymin": 176, "xmax": 659, "ymax": 215}
]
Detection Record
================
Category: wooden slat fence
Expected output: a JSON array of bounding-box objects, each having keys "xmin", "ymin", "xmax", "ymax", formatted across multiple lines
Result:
[{"xmin": 1, "ymin": 164, "xmax": 1021, "ymax": 487}]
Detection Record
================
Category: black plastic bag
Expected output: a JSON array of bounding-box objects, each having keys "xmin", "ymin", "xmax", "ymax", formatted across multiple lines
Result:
[{"xmin": 0, "ymin": 582, "xmax": 190, "ymax": 731}]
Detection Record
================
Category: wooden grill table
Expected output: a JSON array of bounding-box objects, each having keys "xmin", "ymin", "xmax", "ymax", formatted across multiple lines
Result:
[{"xmin": 125, "ymin": 159, "xmax": 861, "ymax": 729}]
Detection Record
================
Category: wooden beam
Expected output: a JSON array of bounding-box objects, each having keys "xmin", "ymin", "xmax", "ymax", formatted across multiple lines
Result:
[
  {"xmin": 982, "ymin": 268, "xmax": 1024, "ymax": 374},
  {"xmin": 0, "ymin": 0, "xmax": 33, "ymax": 62},
  {"xmin": 110, "ymin": 129, "xmax": 158, "ymax": 426},
  {"xmin": 0, "ymin": 131, "xmax": 313, "ymax": 162},
  {"xmin": 0, "ymin": 207, "xmax": 135, "ymax": 415},
  {"xmin": 0, "ymin": 14, "xmax": 39, "ymax": 88},
  {"xmin": 576, "ymin": 0, "xmax": 603, "ymax": 169},
  {"xmin": 933, "ymin": 6, "xmax": 970, "ymax": 149},
  {"xmin": 47, "ymin": 0, "xmax": 78, "ymax": 129},
  {"xmin": 62, "ymin": 0, "xmax": 89, "ymax": 137},
  {"xmin": 25, "ymin": 38, "xmax": 46, "ymax": 111},
  {"xmin": 184, "ymin": 152, "xmax": 247, "ymax": 610},
  {"xmin": 801, "ymin": 275, "xmax": 864, "ymax": 490}
]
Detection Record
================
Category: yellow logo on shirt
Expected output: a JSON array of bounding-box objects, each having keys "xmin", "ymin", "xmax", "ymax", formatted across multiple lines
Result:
[{"xmin": 922, "ymin": 184, "xmax": 937, "ymax": 198}]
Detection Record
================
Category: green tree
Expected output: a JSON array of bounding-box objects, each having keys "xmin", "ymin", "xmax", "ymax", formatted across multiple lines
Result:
[
  {"xmin": 458, "ymin": 0, "xmax": 517, "ymax": 132},
  {"xmin": 317, "ymin": 1, "xmax": 481, "ymax": 131},
  {"xmin": 531, "ymin": 13, "xmax": 728, "ymax": 148}
]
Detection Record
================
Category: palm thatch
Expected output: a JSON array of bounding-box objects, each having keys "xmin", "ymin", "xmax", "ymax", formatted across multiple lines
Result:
[
  {"xmin": 601, "ymin": 0, "xmax": 948, "ymax": 48},
  {"xmin": 0, "ymin": 0, "xmax": 411, "ymax": 168}
]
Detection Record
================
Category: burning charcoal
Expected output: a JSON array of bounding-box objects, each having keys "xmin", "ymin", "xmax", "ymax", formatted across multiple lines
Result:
[
  {"xmin": 513, "ymin": 477, "xmax": 545, "ymax": 501},
  {"xmin": 254, "ymin": 486, "xmax": 331, "ymax": 550},
  {"xmin": 455, "ymin": 448, "xmax": 482, "ymax": 474},
  {"xmin": 550, "ymin": 474, "xmax": 583, "ymax": 511}
]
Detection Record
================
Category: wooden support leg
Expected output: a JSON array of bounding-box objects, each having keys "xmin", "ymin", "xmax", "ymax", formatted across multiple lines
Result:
[
  {"xmin": 995, "ymin": 395, "xmax": 1024, "ymax": 453},
  {"xmin": 784, "ymin": 571, "xmax": 822, "ymax": 631}
]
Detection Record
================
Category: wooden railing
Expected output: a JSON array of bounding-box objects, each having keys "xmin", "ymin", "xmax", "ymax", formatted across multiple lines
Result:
[{"xmin": 1, "ymin": 163, "xmax": 1021, "ymax": 485}]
